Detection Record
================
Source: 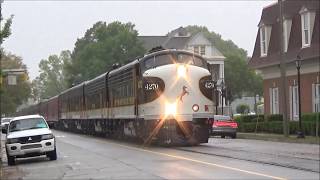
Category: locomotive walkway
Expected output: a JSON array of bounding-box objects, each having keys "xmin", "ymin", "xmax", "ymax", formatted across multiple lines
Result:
[{"xmin": 1, "ymin": 130, "xmax": 319, "ymax": 179}]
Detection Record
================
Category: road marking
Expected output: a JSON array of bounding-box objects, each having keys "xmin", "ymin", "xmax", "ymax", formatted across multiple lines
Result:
[
  {"xmin": 115, "ymin": 143, "xmax": 287, "ymax": 180},
  {"xmin": 55, "ymin": 135, "xmax": 65, "ymax": 138}
]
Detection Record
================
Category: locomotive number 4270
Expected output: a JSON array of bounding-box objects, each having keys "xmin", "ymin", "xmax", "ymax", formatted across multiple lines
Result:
[{"xmin": 144, "ymin": 83, "xmax": 159, "ymax": 91}]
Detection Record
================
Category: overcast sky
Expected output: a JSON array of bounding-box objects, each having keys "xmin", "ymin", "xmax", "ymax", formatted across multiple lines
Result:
[{"xmin": 2, "ymin": 0, "xmax": 275, "ymax": 79}]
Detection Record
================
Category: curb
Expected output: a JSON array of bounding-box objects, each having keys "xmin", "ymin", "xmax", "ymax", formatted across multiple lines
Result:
[{"xmin": 0, "ymin": 134, "xmax": 6, "ymax": 179}]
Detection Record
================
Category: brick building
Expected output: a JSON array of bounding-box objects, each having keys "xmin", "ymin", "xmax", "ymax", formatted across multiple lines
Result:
[{"xmin": 249, "ymin": 1, "xmax": 320, "ymax": 120}]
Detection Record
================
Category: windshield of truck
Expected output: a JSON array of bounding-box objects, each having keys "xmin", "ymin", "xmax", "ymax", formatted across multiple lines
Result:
[{"xmin": 9, "ymin": 118, "xmax": 48, "ymax": 132}]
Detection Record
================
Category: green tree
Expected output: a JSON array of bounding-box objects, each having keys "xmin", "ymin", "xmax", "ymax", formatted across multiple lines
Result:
[
  {"xmin": 236, "ymin": 104, "xmax": 250, "ymax": 114},
  {"xmin": 224, "ymin": 55, "xmax": 250, "ymax": 99},
  {"xmin": 0, "ymin": 52, "xmax": 31, "ymax": 115},
  {"xmin": 64, "ymin": 21, "xmax": 145, "ymax": 87},
  {"xmin": 185, "ymin": 25, "xmax": 263, "ymax": 101},
  {"xmin": 247, "ymin": 69, "xmax": 263, "ymax": 97},
  {"xmin": 1, "ymin": 14, "xmax": 14, "ymax": 87},
  {"xmin": 32, "ymin": 50, "xmax": 70, "ymax": 100},
  {"xmin": 224, "ymin": 55, "xmax": 263, "ymax": 100},
  {"xmin": 0, "ymin": 15, "xmax": 14, "ymax": 44}
]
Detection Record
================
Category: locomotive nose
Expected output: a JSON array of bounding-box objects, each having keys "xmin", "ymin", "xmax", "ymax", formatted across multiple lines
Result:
[
  {"xmin": 176, "ymin": 64, "xmax": 187, "ymax": 79},
  {"xmin": 165, "ymin": 101, "xmax": 177, "ymax": 116}
]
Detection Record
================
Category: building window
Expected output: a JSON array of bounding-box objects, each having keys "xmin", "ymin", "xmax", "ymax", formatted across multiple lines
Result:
[
  {"xmin": 200, "ymin": 46, "xmax": 205, "ymax": 56},
  {"xmin": 193, "ymin": 45, "xmax": 205, "ymax": 56},
  {"xmin": 270, "ymin": 87, "xmax": 279, "ymax": 114},
  {"xmin": 313, "ymin": 84, "xmax": 320, "ymax": 113},
  {"xmin": 290, "ymin": 86, "xmax": 299, "ymax": 120},
  {"xmin": 283, "ymin": 19, "xmax": 292, "ymax": 52},
  {"xmin": 194, "ymin": 46, "xmax": 199, "ymax": 54},
  {"xmin": 211, "ymin": 64, "xmax": 220, "ymax": 80},
  {"xmin": 301, "ymin": 12, "xmax": 311, "ymax": 47},
  {"xmin": 260, "ymin": 26, "xmax": 267, "ymax": 56},
  {"xmin": 259, "ymin": 24, "xmax": 271, "ymax": 57},
  {"xmin": 259, "ymin": 25, "xmax": 271, "ymax": 56}
]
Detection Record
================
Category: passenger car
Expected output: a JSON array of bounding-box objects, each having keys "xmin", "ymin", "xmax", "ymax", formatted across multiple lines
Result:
[
  {"xmin": 211, "ymin": 115, "xmax": 238, "ymax": 139},
  {"xmin": 1, "ymin": 117, "xmax": 13, "ymax": 132},
  {"xmin": 2, "ymin": 115, "xmax": 57, "ymax": 165}
]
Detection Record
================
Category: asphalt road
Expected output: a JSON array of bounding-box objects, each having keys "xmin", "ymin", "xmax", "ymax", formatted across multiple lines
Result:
[{"xmin": 1, "ymin": 130, "xmax": 319, "ymax": 179}]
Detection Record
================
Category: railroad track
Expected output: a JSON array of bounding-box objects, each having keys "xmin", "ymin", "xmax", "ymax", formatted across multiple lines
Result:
[{"xmin": 173, "ymin": 146, "xmax": 320, "ymax": 173}]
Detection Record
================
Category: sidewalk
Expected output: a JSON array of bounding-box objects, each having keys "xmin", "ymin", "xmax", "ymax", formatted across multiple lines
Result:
[
  {"xmin": 237, "ymin": 132, "xmax": 320, "ymax": 144},
  {"xmin": 0, "ymin": 133, "xmax": 4, "ymax": 179},
  {"xmin": 0, "ymin": 133, "xmax": 27, "ymax": 179}
]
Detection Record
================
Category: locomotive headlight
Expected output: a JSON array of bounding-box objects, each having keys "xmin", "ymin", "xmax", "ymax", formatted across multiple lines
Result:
[
  {"xmin": 165, "ymin": 102, "xmax": 177, "ymax": 116},
  {"xmin": 177, "ymin": 65, "xmax": 187, "ymax": 78},
  {"xmin": 192, "ymin": 104, "xmax": 199, "ymax": 112}
]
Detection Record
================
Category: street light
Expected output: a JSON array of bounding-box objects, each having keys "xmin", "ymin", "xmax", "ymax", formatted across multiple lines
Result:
[
  {"xmin": 296, "ymin": 55, "xmax": 305, "ymax": 138},
  {"xmin": 212, "ymin": 80, "xmax": 218, "ymax": 115},
  {"xmin": 221, "ymin": 80, "xmax": 225, "ymax": 115}
]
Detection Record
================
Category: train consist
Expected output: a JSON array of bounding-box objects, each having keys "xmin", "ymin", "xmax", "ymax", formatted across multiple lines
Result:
[{"xmin": 16, "ymin": 49, "xmax": 215, "ymax": 145}]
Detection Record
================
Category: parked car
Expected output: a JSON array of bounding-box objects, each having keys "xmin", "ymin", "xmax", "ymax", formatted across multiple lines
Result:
[
  {"xmin": 211, "ymin": 115, "xmax": 238, "ymax": 139},
  {"xmin": 2, "ymin": 115, "xmax": 57, "ymax": 165},
  {"xmin": 1, "ymin": 117, "xmax": 13, "ymax": 132}
]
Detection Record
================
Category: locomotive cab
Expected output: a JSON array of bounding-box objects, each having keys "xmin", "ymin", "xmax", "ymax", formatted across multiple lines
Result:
[{"xmin": 137, "ymin": 50, "xmax": 214, "ymax": 145}]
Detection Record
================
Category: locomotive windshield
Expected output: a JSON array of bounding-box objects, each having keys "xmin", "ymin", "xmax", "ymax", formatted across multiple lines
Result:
[{"xmin": 142, "ymin": 52, "xmax": 207, "ymax": 72}]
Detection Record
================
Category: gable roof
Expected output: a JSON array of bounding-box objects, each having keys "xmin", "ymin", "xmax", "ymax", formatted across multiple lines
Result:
[
  {"xmin": 249, "ymin": 0, "xmax": 320, "ymax": 69},
  {"xmin": 138, "ymin": 36, "xmax": 168, "ymax": 51},
  {"xmin": 164, "ymin": 36, "xmax": 190, "ymax": 49},
  {"xmin": 167, "ymin": 26, "xmax": 191, "ymax": 37},
  {"xmin": 138, "ymin": 27, "xmax": 225, "ymax": 61},
  {"xmin": 138, "ymin": 27, "xmax": 193, "ymax": 51}
]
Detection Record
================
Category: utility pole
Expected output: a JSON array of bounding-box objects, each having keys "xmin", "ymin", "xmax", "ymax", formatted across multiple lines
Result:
[
  {"xmin": 316, "ymin": 58, "xmax": 320, "ymax": 137},
  {"xmin": 279, "ymin": 0, "xmax": 289, "ymax": 137},
  {"xmin": 0, "ymin": 0, "xmax": 3, "ymax": 167},
  {"xmin": 295, "ymin": 57, "xmax": 304, "ymax": 138}
]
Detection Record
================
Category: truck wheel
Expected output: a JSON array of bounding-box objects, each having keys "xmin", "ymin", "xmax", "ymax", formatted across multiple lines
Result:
[
  {"xmin": 7, "ymin": 155, "xmax": 15, "ymax": 166},
  {"xmin": 47, "ymin": 148, "xmax": 57, "ymax": 160},
  {"xmin": 221, "ymin": 135, "xmax": 225, "ymax": 138},
  {"xmin": 231, "ymin": 133, "xmax": 237, "ymax": 139}
]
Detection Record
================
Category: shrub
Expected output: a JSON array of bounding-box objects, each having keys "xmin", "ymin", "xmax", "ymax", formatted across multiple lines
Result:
[
  {"xmin": 255, "ymin": 121, "xmax": 283, "ymax": 134},
  {"xmin": 237, "ymin": 121, "xmax": 320, "ymax": 136},
  {"xmin": 236, "ymin": 104, "xmax": 250, "ymax": 114},
  {"xmin": 289, "ymin": 121, "xmax": 299, "ymax": 135},
  {"xmin": 234, "ymin": 116, "xmax": 242, "ymax": 122},
  {"xmin": 241, "ymin": 122, "xmax": 256, "ymax": 132},
  {"xmin": 301, "ymin": 121, "xmax": 319, "ymax": 136},
  {"xmin": 302, "ymin": 113, "xmax": 320, "ymax": 122},
  {"xmin": 252, "ymin": 115, "xmax": 265, "ymax": 123},
  {"xmin": 266, "ymin": 114, "xmax": 283, "ymax": 122},
  {"xmin": 242, "ymin": 115, "xmax": 264, "ymax": 123}
]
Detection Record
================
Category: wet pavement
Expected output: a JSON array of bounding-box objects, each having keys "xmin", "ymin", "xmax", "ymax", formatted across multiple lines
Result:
[
  {"xmin": 178, "ymin": 137, "xmax": 320, "ymax": 172},
  {"xmin": 1, "ymin": 130, "xmax": 319, "ymax": 179}
]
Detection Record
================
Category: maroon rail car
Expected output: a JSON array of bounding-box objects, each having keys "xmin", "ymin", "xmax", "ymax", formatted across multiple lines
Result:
[
  {"xmin": 47, "ymin": 96, "xmax": 59, "ymax": 127},
  {"xmin": 39, "ymin": 100, "xmax": 49, "ymax": 121}
]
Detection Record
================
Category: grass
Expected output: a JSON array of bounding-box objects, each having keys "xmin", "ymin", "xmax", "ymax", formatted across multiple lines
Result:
[{"xmin": 237, "ymin": 132, "xmax": 320, "ymax": 144}]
